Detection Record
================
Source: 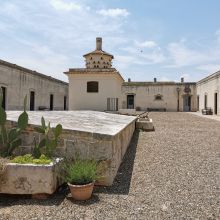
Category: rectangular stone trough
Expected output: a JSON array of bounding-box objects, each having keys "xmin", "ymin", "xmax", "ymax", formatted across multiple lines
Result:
[
  {"xmin": 136, "ymin": 118, "xmax": 154, "ymax": 131},
  {"xmin": 0, "ymin": 159, "xmax": 63, "ymax": 195},
  {"xmin": 6, "ymin": 111, "xmax": 136, "ymax": 186}
]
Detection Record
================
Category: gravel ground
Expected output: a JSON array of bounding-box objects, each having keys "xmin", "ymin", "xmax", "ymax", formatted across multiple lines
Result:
[{"xmin": 0, "ymin": 112, "xmax": 219, "ymax": 220}]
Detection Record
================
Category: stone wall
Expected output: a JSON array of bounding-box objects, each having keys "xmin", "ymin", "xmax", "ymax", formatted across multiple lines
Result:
[{"xmin": 6, "ymin": 111, "xmax": 137, "ymax": 186}]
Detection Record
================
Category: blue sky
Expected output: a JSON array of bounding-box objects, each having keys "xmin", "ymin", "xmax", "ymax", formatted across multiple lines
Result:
[{"xmin": 0, "ymin": 0, "xmax": 220, "ymax": 82}]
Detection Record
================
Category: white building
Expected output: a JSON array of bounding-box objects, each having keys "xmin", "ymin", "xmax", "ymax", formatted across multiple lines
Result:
[
  {"xmin": 0, "ymin": 59, "xmax": 68, "ymax": 111},
  {"xmin": 197, "ymin": 71, "xmax": 220, "ymax": 115},
  {"xmin": 65, "ymin": 38, "xmax": 197, "ymax": 112},
  {"xmin": 65, "ymin": 38, "xmax": 124, "ymax": 111}
]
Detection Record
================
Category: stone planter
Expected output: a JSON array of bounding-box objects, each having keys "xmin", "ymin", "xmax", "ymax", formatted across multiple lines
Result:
[
  {"xmin": 136, "ymin": 118, "xmax": 154, "ymax": 131},
  {"xmin": 0, "ymin": 158, "xmax": 64, "ymax": 195}
]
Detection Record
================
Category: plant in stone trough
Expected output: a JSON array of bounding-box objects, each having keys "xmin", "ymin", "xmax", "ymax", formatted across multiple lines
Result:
[
  {"xmin": 0, "ymin": 90, "xmax": 28, "ymax": 157},
  {"xmin": 65, "ymin": 158, "xmax": 98, "ymax": 200},
  {"xmin": 33, "ymin": 116, "xmax": 62, "ymax": 159}
]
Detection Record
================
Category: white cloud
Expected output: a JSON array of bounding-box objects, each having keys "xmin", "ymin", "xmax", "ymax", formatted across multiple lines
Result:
[
  {"xmin": 135, "ymin": 40, "xmax": 157, "ymax": 48},
  {"xmin": 197, "ymin": 64, "xmax": 220, "ymax": 73},
  {"xmin": 97, "ymin": 8, "xmax": 129, "ymax": 18},
  {"xmin": 50, "ymin": 0, "xmax": 82, "ymax": 11}
]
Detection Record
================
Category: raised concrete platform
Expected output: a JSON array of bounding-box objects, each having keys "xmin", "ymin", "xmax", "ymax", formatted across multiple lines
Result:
[{"xmin": 6, "ymin": 111, "xmax": 136, "ymax": 186}]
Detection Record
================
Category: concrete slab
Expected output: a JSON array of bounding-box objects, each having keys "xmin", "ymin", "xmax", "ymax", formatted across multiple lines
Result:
[
  {"xmin": 7, "ymin": 111, "xmax": 136, "ymax": 136},
  {"xmin": 6, "ymin": 111, "xmax": 137, "ymax": 186}
]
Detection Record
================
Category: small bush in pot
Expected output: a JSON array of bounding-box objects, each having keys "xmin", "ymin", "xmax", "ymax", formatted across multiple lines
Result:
[{"xmin": 65, "ymin": 159, "xmax": 97, "ymax": 200}]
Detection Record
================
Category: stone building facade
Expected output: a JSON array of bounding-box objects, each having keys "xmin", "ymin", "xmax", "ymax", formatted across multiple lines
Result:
[
  {"xmin": 197, "ymin": 71, "xmax": 220, "ymax": 115},
  {"xmin": 66, "ymin": 38, "xmax": 197, "ymax": 112},
  {"xmin": 0, "ymin": 59, "xmax": 68, "ymax": 111},
  {"xmin": 122, "ymin": 81, "xmax": 197, "ymax": 112}
]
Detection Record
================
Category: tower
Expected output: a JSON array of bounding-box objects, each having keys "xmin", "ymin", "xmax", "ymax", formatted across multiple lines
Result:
[{"xmin": 83, "ymin": 37, "xmax": 114, "ymax": 69}]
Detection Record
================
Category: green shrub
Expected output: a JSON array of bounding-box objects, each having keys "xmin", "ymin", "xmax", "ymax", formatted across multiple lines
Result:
[
  {"xmin": 65, "ymin": 159, "xmax": 97, "ymax": 185},
  {"xmin": 11, "ymin": 154, "xmax": 52, "ymax": 165}
]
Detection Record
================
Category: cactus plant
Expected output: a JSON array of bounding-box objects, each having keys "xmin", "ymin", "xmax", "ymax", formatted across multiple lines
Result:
[
  {"xmin": 33, "ymin": 116, "xmax": 62, "ymax": 159},
  {"xmin": 0, "ymin": 89, "xmax": 28, "ymax": 157}
]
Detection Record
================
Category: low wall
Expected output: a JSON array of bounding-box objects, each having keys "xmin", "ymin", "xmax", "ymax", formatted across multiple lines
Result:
[{"xmin": 6, "ymin": 111, "xmax": 137, "ymax": 186}]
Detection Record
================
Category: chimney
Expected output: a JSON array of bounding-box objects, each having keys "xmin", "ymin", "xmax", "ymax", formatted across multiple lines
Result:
[
  {"xmin": 154, "ymin": 78, "xmax": 157, "ymax": 83},
  {"xmin": 181, "ymin": 77, "xmax": 184, "ymax": 83},
  {"xmin": 96, "ymin": 37, "xmax": 102, "ymax": 50},
  {"xmin": 128, "ymin": 78, "xmax": 131, "ymax": 82}
]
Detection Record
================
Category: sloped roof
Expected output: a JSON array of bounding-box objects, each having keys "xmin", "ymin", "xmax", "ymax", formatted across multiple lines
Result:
[
  {"xmin": 83, "ymin": 49, "xmax": 114, "ymax": 58},
  {"xmin": 0, "ymin": 59, "xmax": 68, "ymax": 85}
]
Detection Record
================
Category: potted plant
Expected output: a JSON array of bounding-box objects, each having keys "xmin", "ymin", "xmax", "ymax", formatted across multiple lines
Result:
[{"xmin": 65, "ymin": 159, "xmax": 98, "ymax": 200}]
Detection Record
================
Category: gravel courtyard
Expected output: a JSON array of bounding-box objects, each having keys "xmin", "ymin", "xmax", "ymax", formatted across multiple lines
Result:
[{"xmin": 0, "ymin": 112, "xmax": 219, "ymax": 219}]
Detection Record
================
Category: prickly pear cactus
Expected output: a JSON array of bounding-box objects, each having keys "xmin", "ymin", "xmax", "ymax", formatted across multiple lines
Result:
[{"xmin": 0, "ymin": 89, "xmax": 28, "ymax": 157}]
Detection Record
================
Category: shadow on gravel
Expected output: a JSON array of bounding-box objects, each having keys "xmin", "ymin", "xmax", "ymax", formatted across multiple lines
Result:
[
  {"xmin": 94, "ymin": 130, "xmax": 139, "ymax": 195},
  {"xmin": 0, "ymin": 184, "xmax": 69, "ymax": 207},
  {"xmin": 66, "ymin": 194, "xmax": 100, "ymax": 205}
]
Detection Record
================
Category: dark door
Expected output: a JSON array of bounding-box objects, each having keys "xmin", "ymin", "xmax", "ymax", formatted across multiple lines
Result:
[
  {"xmin": 30, "ymin": 91, "xmax": 35, "ymax": 111},
  {"xmin": 183, "ymin": 96, "xmax": 191, "ymax": 111},
  {"xmin": 197, "ymin": 95, "xmax": 199, "ymax": 111},
  {"xmin": 127, "ymin": 95, "xmax": 134, "ymax": 109},
  {"xmin": 50, "ymin": 94, "xmax": 54, "ymax": 110},
  {"xmin": 1, "ymin": 87, "xmax": 6, "ymax": 109},
  {"xmin": 214, "ymin": 93, "xmax": 218, "ymax": 114},
  {"xmin": 64, "ymin": 96, "xmax": 67, "ymax": 110},
  {"xmin": 204, "ymin": 94, "xmax": 207, "ymax": 108}
]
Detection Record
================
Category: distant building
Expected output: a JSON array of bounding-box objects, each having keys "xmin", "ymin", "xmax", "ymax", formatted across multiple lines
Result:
[
  {"xmin": 197, "ymin": 71, "xmax": 220, "ymax": 115},
  {"xmin": 122, "ymin": 81, "xmax": 197, "ymax": 112},
  {"xmin": 0, "ymin": 59, "xmax": 68, "ymax": 110},
  {"xmin": 65, "ymin": 37, "xmax": 197, "ymax": 112}
]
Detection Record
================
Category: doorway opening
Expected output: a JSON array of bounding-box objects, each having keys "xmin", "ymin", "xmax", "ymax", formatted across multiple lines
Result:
[
  {"xmin": 197, "ymin": 95, "xmax": 199, "ymax": 111},
  {"xmin": 64, "ymin": 96, "xmax": 67, "ymax": 110},
  {"xmin": 183, "ymin": 95, "xmax": 191, "ymax": 112},
  {"xmin": 50, "ymin": 94, "xmax": 54, "ymax": 110},
  {"xmin": 204, "ymin": 94, "xmax": 207, "ymax": 108},
  {"xmin": 30, "ymin": 91, "xmax": 35, "ymax": 111},
  {"xmin": 214, "ymin": 93, "xmax": 218, "ymax": 115},
  {"xmin": 127, "ymin": 95, "xmax": 134, "ymax": 109},
  {"xmin": 1, "ymin": 87, "xmax": 6, "ymax": 109}
]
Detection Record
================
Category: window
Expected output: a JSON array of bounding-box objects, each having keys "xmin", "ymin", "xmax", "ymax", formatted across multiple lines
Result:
[
  {"xmin": 50, "ymin": 94, "xmax": 54, "ymax": 110},
  {"xmin": 101, "ymin": 57, "xmax": 103, "ymax": 60},
  {"xmin": 155, "ymin": 94, "xmax": 162, "ymax": 100},
  {"xmin": 87, "ymin": 81, "xmax": 98, "ymax": 93}
]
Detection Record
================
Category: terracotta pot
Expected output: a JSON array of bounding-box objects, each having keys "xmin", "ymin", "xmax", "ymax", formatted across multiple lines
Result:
[{"xmin": 68, "ymin": 182, "xmax": 94, "ymax": 200}]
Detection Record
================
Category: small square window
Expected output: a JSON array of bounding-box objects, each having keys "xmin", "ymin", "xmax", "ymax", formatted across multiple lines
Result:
[{"xmin": 87, "ymin": 81, "xmax": 98, "ymax": 93}]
